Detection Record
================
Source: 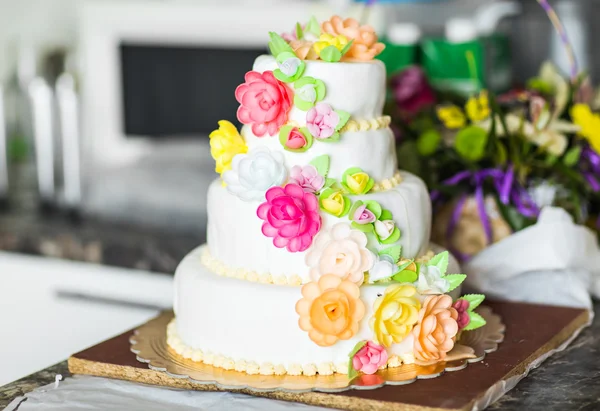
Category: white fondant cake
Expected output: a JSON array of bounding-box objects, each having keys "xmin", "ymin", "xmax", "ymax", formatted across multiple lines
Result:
[{"xmin": 170, "ymin": 16, "xmax": 485, "ymax": 378}]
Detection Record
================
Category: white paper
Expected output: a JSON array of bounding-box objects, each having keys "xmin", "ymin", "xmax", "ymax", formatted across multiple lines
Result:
[
  {"xmin": 6, "ymin": 375, "xmax": 333, "ymax": 411},
  {"xmin": 464, "ymin": 206, "xmax": 600, "ymax": 310}
]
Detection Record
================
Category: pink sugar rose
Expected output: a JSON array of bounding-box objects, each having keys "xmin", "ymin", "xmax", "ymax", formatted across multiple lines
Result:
[
  {"xmin": 257, "ymin": 184, "xmax": 321, "ymax": 253},
  {"xmin": 352, "ymin": 204, "xmax": 376, "ymax": 224},
  {"xmin": 235, "ymin": 71, "xmax": 293, "ymax": 137},
  {"xmin": 306, "ymin": 103, "xmax": 340, "ymax": 139},
  {"xmin": 352, "ymin": 342, "xmax": 388, "ymax": 375},
  {"xmin": 285, "ymin": 127, "xmax": 308, "ymax": 150},
  {"xmin": 453, "ymin": 299, "xmax": 471, "ymax": 330},
  {"xmin": 289, "ymin": 165, "xmax": 325, "ymax": 193}
]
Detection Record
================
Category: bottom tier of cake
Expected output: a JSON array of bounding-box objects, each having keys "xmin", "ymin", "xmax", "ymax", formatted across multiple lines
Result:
[{"xmin": 170, "ymin": 245, "xmax": 462, "ymax": 376}]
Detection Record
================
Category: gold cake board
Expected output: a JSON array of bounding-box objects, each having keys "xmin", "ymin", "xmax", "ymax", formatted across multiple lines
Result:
[{"xmin": 68, "ymin": 301, "xmax": 590, "ymax": 411}]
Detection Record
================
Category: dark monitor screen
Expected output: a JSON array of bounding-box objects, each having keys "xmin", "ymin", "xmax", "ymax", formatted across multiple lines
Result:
[{"xmin": 120, "ymin": 44, "xmax": 266, "ymax": 138}]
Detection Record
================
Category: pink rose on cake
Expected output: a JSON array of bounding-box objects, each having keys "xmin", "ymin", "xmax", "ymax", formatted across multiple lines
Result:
[
  {"xmin": 306, "ymin": 103, "xmax": 340, "ymax": 139},
  {"xmin": 352, "ymin": 341, "xmax": 388, "ymax": 375},
  {"xmin": 453, "ymin": 299, "xmax": 471, "ymax": 330},
  {"xmin": 289, "ymin": 165, "xmax": 325, "ymax": 194},
  {"xmin": 305, "ymin": 222, "xmax": 375, "ymax": 285},
  {"xmin": 235, "ymin": 71, "xmax": 293, "ymax": 137},
  {"xmin": 257, "ymin": 184, "xmax": 321, "ymax": 253}
]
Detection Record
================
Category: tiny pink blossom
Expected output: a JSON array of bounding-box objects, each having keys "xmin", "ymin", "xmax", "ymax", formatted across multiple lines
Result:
[
  {"xmin": 289, "ymin": 165, "xmax": 325, "ymax": 193},
  {"xmin": 352, "ymin": 204, "xmax": 376, "ymax": 224},
  {"xmin": 257, "ymin": 184, "xmax": 321, "ymax": 253},
  {"xmin": 285, "ymin": 127, "xmax": 308, "ymax": 149},
  {"xmin": 352, "ymin": 342, "xmax": 388, "ymax": 375},
  {"xmin": 453, "ymin": 299, "xmax": 471, "ymax": 330},
  {"xmin": 306, "ymin": 103, "xmax": 340, "ymax": 139}
]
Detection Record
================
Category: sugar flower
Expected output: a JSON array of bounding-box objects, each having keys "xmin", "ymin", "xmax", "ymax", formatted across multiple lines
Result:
[
  {"xmin": 351, "ymin": 204, "xmax": 376, "ymax": 225},
  {"xmin": 453, "ymin": 299, "xmax": 471, "ymax": 331},
  {"xmin": 341, "ymin": 167, "xmax": 374, "ymax": 195},
  {"xmin": 289, "ymin": 165, "xmax": 325, "ymax": 193},
  {"xmin": 306, "ymin": 222, "xmax": 375, "ymax": 285},
  {"xmin": 296, "ymin": 274, "xmax": 365, "ymax": 347},
  {"xmin": 413, "ymin": 295, "xmax": 459, "ymax": 365},
  {"xmin": 319, "ymin": 188, "xmax": 351, "ymax": 217},
  {"xmin": 352, "ymin": 341, "xmax": 388, "ymax": 375},
  {"xmin": 257, "ymin": 184, "xmax": 321, "ymax": 253},
  {"xmin": 222, "ymin": 146, "xmax": 287, "ymax": 202},
  {"xmin": 279, "ymin": 126, "xmax": 313, "ymax": 152},
  {"xmin": 370, "ymin": 284, "xmax": 421, "ymax": 347},
  {"xmin": 313, "ymin": 33, "xmax": 349, "ymax": 56},
  {"xmin": 415, "ymin": 264, "xmax": 450, "ymax": 295},
  {"xmin": 306, "ymin": 103, "xmax": 340, "ymax": 139},
  {"xmin": 209, "ymin": 120, "xmax": 247, "ymax": 175},
  {"xmin": 368, "ymin": 254, "xmax": 397, "ymax": 283},
  {"xmin": 235, "ymin": 71, "xmax": 293, "ymax": 137},
  {"xmin": 321, "ymin": 15, "xmax": 384, "ymax": 61}
]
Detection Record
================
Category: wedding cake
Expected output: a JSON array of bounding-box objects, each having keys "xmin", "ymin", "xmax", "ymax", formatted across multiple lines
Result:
[{"xmin": 168, "ymin": 16, "xmax": 485, "ymax": 377}]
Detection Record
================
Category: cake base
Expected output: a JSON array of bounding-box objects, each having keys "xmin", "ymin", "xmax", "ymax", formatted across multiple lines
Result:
[{"xmin": 68, "ymin": 301, "xmax": 590, "ymax": 411}]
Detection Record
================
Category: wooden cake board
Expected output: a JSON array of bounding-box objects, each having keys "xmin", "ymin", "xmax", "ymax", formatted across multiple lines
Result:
[{"xmin": 68, "ymin": 301, "xmax": 589, "ymax": 411}]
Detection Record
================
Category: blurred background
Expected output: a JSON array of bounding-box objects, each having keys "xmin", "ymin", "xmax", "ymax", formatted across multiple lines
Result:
[{"xmin": 0, "ymin": 0, "xmax": 594, "ymax": 387}]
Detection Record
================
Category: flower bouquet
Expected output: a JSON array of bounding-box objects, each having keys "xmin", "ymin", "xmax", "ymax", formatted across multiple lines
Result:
[{"xmin": 385, "ymin": 2, "xmax": 600, "ymax": 309}]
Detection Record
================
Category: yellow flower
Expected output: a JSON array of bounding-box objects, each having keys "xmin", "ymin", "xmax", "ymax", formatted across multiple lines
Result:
[
  {"xmin": 313, "ymin": 33, "xmax": 349, "ymax": 55},
  {"xmin": 321, "ymin": 190, "xmax": 346, "ymax": 216},
  {"xmin": 370, "ymin": 284, "xmax": 421, "ymax": 347},
  {"xmin": 465, "ymin": 90, "xmax": 491, "ymax": 122},
  {"xmin": 209, "ymin": 120, "xmax": 247, "ymax": 175},
  {"xmin": 346, "ymin": 172, "xmax": 369, "ymax": 193},
  {"xmin": 437, "ymin": 105, "xmax": 467, "ymax": 129},
  {"xmin": 571, "ymin": 104, "xmax": 600, "ymax": 154}
]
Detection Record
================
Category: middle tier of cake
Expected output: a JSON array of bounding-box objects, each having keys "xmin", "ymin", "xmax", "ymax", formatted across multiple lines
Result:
[{"xmin": 207, "ymin": 170, "xmax": 432, "ymax": 284}]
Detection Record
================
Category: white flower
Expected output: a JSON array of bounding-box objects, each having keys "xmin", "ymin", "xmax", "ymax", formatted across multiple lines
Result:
[
  {"xmin": 374, "ymin": 220, "xmax": 395, "ymax": 241},
  {"xmin": 305, "ymin": 222, "xmax": 375, "ymax": 285},
  {"xmin": 296, "ymin": 84, "xmax": 317, "ymax": 104},
  {"xmin": 368, "ymin": 254, "xmax": 397, "ymax": 283},
  {"xmin": 279, "ymin": 57, "xmax": 302, "ymax": 76},
  {"xmin": 222, "ymin": 146, "xmax": 287, "ymax": 202},
  {"xmin": 416, "ymin": 265, "xmax": 450, "ymax": 295}
]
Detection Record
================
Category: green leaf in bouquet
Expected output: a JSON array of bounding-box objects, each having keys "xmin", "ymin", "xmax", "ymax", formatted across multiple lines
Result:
[
  {"xmin": 463, "ymin": 311, "xmax": 487, "ymax": 331},
  {"xmin": 417, "ymin": 129, "xmax": 441, "ymax": 157},
  {"xmin": 494, "ymin": 195, "xmax": 536, "ymax": 232},
  {"xmin": 527, "ymin": 77, "xmax": 554, "ymax": 95},
  {"xmin": 563, "ymin": 146, "xmax": 582, "ymax": 167},
  {"xmin": 454, "ymin": 126, "xmax": 488, "ymax": 162},
  {"xmin": 494, "ymin": 140, "xmax": 508, "ymax": 165}
]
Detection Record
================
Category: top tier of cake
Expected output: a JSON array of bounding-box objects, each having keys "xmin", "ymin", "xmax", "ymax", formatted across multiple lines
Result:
[{"xmin": 242, "ymin": 56, "xmax": 395, "ymax": 182}]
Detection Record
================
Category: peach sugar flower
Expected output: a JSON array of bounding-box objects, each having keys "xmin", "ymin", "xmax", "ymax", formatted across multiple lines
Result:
[
  {"xmin": 412, "ymin": 295, "xmax": 459, "ymax": 365},
  {"xmin": 321, "ymin": 16, "xmax": 384, "ymax": 61},
  {"xmin": 289, "ymin": 39, "xmax": 319, "ymax": 60},
  {"xmin": 296, "ymin": 274, "xmax": 366, "ymax": 347}
]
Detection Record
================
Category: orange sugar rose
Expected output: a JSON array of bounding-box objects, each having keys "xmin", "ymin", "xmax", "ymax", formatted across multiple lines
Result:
[
  {"xmin": 296, "ymin": 274, "xmax": 365, "ymax": 347},
  {"xmin": 412, "ymin": 295, "xmax": 459, "ymax": 365},
  {"xmin": 321, "ymin": 15, "xmax": 385, "ymax": 61}
]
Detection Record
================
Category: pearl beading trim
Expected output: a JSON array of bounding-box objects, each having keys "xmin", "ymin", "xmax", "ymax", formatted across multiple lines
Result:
[
  {"xmin": 167, "ymin": 319, "xmax": 412, "ymax": 376},
  {"xmin": 371, "ymin": 170, "xmax": 403, "ymax": 192},
  {"xmin": 339, "ymin": 115, "xmax": 392, "ymax": 133},
  {"xmin": 200, "ymin": 245, "xmax": 436, "ymax": 286}
]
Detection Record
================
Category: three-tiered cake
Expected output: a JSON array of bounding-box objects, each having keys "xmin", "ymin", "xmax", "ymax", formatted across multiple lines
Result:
[{"xmin": 169, "ymin": 16, "xmax": 485, "ymax": 378}]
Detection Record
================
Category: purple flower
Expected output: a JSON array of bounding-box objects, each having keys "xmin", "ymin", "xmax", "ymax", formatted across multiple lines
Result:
[
  {"xmin": 306, "ymin": 103, "xmax": 340, "ymax": 139},
  {"xmin": 391, "ymin": 66, "xmax": 436, "ymax": 116},
  {"xmin": 289, "ymin": 165, "xmax": 325, "ymax": 193},
  {"xmin": 352, "ymin": 204, "xmax": 376, "ymax": 224}
]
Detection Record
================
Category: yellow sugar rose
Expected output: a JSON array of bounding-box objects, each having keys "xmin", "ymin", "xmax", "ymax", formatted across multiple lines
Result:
[
  {"xmin": 209, "ymin": 120, "xmax": 248, "ymax": 175},
  {"xmin": 341, "ymin": 167, "xmax": 375, "ymax": 195},
  {"xmin": 313, "ymin": 33, "xmax": 349, "ymax": 55},
  {"xmin": 370, "ymin": 284, "xmax": 421, "ymax": 347},
  {"xmin": 319, "ymin": 188, "xmax": 351, "ymax": 217},
  {"xmin": 465, "ymin": 90, "xmax": 491, "ymax": 123}
]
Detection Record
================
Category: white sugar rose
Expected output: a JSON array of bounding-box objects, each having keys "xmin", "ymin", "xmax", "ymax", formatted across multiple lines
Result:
[
  {"xmin": 374, "ymin": 220, "xmax": 395, "ymax": 241},
  {"xmin": 305, "ymin": 222, "xmax": 375, "ymax": 285},
  {"xmin": 416, "ymin": 265, "xmax": 450, "ymax": 295},
  {"xmin": 368, "ymin": 254, "xmax": 398, "ymax": 283},
  {"xmin": 223, "ymin": 146, "xmax": 287, "ymax": 201}
]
